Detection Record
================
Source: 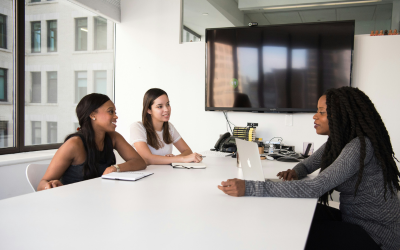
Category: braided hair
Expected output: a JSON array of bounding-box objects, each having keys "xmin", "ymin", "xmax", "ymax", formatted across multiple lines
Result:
[{"xmin": 319, "ymin": 86, "xmax": 400, "ymax": 205}]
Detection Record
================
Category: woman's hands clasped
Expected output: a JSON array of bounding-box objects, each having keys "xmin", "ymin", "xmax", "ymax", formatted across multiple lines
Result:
[
  {"xmin": 277, "ymin": 169, "xmax": 298, "ymax": 181},
  {"xmin": 44, "ymin": 180, "xmax": 63, "ymax": 190}
]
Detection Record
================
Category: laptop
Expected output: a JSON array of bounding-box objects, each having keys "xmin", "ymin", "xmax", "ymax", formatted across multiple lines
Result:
[{"xmin": 235, "ymin": 138, "xmax": 282, "ymax": 182}]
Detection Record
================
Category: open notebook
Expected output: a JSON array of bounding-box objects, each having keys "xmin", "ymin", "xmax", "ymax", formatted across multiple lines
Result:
[
  {"xmin": 102, "ymin": 171, "xmax": 154, "ymax": 181},
  {"xmin": 171, "ymin": 163, "xmax": 206, "ymax": 169}
]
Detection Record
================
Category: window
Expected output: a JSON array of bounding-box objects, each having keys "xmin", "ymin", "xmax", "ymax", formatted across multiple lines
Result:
[
  {"xmin": 182, "ymin": 26, "xmax": 201, "ymax": 43},
  {"xmin": 31, "ymin": 72, "xmax": 41, "ymax": 103},
  {"xmin": 0, "ymin": 121, "xmax": 8, "ymax": 148},
  {"xmin": 94, "ymin": 71, "xmax": 107, "ymax": 95},
  {"xmin": 0, "ymin": 68, "xmax": 7, "ymax": 102},
  {"xmin": 75, "ymin": 71, "xmax": 87, "ymax": 103},
  {"xmin": 31, "ymin": 121, "xmax": 41, "ymax": 145},
  {"xmin": 0, "ymin": 14, "xmax": 6, "ymax": 49},
  {"xmin": 47, "ymin": 20, "xmax": 57, "ymax": 52},
  {"xmin": 1, "ymin": 0, "xmax": 115, "ymax": 154},
  {"xmin": 31, "ymin": 0, "xmax": 41, "ymax": 2},
  {"xmin": 75, "ymin": 18, "xmax": 87, "ymax": 51},
  {"xmin": 94, "ymin": 16, "xmax": 107, "ymax": 50},
  {"xmin": 47, "ymin": 71, "xmax": 57, "ymax": 103},
  {"xmin": 47, "ymin": 122, "xmax": 57, "ymax": 143},
  {"xmin": 31, "ymin": 21, "xmax": 41, "ymax": 53}
]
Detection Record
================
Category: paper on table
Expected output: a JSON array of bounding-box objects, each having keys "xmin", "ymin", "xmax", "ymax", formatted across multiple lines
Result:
[
  {"xmin": 102, "ymin": 171, "xmax": 154, "ymax": 181},
  {"xmin": 171, "ymin": 163, "xmax": 206, "ymax": 169}
]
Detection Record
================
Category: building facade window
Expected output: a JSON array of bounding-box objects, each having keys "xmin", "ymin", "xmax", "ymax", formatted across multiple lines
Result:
[
  {"xmin": 47, "ymin": 122, "xmax": 57, "ymax": 143},
  {"xmin": 94, "ymin": 70, "xmax": 107, "ymax": 94},
  {"xmin": 94, "ymin": 16, "xmax": 107, "ymax": 50},
  {"xmin": 75, "ymin": 71, "xmax": 87, "ymax": 103},
  {"xmin": 31, "ymin": 72, "xmax": 41, "ymax": 103},
  {"xmin": 75, "ymin": 18, "xmax": 87, "ymax": 51},
  {"xmin": 31, "ymin": 21, "xmax": 41, "ymax": 53},
  {"xmin": 47, "ymin": 71, "xmax": 57, "ymax": 103},
  {"xmin": 47, "ymin": 20, "xmax": 57, "ymax": 52},
  {"xmin": 0, "ymin": 14, "xmax": 6, "ymax": 49},
  {"xmin": 0, "ymin": 68, "xmax": 7, "ymax": 102},
  {"xmin": 0, "ymin": 121, "xmax": 8, "ymax": 148},
  {"xmin": 31, "ymin": 121, "xmax": 41, "ymax": 145}
]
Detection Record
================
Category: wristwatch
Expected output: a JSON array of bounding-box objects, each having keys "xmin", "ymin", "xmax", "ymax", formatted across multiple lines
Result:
[{"xmin": 113, "ymin": 164, "xmax": 120, "ymax": 172}]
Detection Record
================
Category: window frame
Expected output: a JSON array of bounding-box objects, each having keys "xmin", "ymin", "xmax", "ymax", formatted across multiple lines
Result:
[{"xmin": 0, "ymin": 14, "xmax": 7, "ymax": 49}]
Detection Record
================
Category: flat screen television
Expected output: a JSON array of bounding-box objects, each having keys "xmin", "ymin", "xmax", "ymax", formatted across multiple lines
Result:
[{"xmin": 205, "ymin": 21, "xmax": 354, "ymax": 113}]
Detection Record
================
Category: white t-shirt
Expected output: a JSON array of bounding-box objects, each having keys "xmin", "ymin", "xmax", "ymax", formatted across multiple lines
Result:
[{"xmin": 130, "ymin": 121, "xmax": 182, "ymax": 156}]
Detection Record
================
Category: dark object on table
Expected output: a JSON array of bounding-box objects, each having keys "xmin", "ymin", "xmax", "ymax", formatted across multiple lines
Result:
[
  {"xmin": 384, "ymin": 30, "xmax": 388, "ymax": 35},
  {"xmin": 276, "ymin": 156, "xmax": 302, "ymax": 162}
]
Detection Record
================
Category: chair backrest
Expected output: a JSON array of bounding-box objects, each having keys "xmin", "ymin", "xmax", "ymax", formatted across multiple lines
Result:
[{"xmin": 26, "ymin": 164, "xmax": 49, "ymax": 192}]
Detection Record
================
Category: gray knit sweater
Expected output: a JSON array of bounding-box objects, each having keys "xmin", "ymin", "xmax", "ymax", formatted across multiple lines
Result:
[{"xmin": 245, "ymin": 137, "xmax": 400, "ymax": 250}]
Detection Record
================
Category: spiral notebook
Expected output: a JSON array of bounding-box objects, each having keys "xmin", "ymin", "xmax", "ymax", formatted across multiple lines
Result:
[{"xmin": 102, "ymin": 171, "xmax": 154, "ymax": 181}]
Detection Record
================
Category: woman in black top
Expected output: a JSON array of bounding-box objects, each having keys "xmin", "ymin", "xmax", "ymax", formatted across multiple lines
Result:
[{"xmin": 38, "ymin": 93, "xmax": 146, "ymax": 191}]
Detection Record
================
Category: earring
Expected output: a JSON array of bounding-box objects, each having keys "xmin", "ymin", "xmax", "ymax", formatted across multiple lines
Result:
[{"xmin": 92, "ymin": 118, "xmax": 96, "ymax": 121}]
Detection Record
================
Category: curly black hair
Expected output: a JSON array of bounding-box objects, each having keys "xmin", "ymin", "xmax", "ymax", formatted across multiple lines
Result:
[{"xmin": 319, "ymin": 86, "xmax": 400, "ymax": 205}]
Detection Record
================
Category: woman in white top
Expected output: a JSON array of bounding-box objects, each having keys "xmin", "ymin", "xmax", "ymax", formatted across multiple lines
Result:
[{"xmin": 130, "ymin": 88, "xmax": 202, "ymax": 165}]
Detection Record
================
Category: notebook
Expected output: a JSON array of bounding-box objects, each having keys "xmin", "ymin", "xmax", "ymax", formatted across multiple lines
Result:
[
  {"xmin": 171, "ymin": 163, "xmax": 206, "ymax": 169},
  {"xmin": 101, "ymin": 171, "xmax": 154, "ymax": 181}
]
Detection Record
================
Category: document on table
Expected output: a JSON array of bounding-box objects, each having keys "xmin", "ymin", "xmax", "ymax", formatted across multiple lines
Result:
[
  {"xmin": 102, "ymin": 171, "xmax": 154, "ymax": 181},
  {"xmin": 171, "ymin": 163, "xmax": 206, "ymax": 169}
]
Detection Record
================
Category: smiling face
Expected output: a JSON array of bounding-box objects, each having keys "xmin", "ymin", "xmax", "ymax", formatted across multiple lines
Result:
[
  {"xmin": 313, "ymin": 95, "xmax": 330, "ymax": 136},
  {"xmin": 148, "ymin": 94, "xmax": 171, "ymax": 128},
  {"xmin": 90, "ymin": 100, "xmax": 118, "ymax": 133}
]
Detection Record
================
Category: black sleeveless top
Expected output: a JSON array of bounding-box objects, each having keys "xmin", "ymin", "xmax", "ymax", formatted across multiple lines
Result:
[{"xmin": 61, "ymin": 133, "xmax": 116, "ymax": 185}]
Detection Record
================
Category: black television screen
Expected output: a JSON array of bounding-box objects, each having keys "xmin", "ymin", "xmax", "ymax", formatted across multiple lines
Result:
[{"xmin": 205, "ymin": 21, "xmax": 354, "ymax": 112}]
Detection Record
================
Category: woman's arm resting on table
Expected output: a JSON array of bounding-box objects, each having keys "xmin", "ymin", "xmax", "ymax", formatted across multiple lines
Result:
[
  {"xmin": 37, "ymin": 137, "xmax": 81, "ymax": 191},
  {"xmin": 134, "ymin": 139, "xmax": 202, "ymax": 165},
  {"xmin": 110, "ymin": 132, "xmax": 146, "ymax": 172}
]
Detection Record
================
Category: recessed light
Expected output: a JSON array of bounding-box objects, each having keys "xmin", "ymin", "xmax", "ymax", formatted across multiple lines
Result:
[{"xmin": 202, "ymin": 13, "xmax": 209, "ymax": 16}]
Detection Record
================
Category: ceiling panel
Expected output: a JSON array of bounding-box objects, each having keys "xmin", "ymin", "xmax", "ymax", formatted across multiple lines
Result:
[
  {"xmin": 247, "ymin": 13, "xmax": 271, "ymax": 25},
  {"xmin": 299, "ymin": 9, "xmax": 336, "ymax": 22},
  {"xmin": 264, "ymin": 11, "xmax": 302, "ymax": 24},
  {"xmin": 375, "ymin": 4, "xmax": 392, "ymax": 20},
  {"xmin": 336, "ymin": 6, "xmax": 376, "ymax": 21}
]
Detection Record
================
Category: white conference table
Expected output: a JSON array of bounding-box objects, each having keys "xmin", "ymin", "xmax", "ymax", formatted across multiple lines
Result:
[{"xmin": 0, "ymin": 156, "xmax": 318, "ymax": 250}]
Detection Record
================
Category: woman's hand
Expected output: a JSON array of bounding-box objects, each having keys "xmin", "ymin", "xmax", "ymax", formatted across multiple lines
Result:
[
  {"xmin": 44, "ymin": 180, "xmax": 63, "ymax": 190},
  {"xmin": 165, "ymin": 154, "xmax": 175, "ymax": 157},
  {"xmin": 182, "ymin": 153, "xmax": 203, "ymax": 163},
  {"xmin": 218, "ymin": 178, "xmax": 245, "ymax": 197},
  {"xmin": 277, "ymin": 169, "xmax": 298, "ymax": 181},
  {"xmin": 102, "ymin": 166, "xmax": 117, "ymax": 175}
]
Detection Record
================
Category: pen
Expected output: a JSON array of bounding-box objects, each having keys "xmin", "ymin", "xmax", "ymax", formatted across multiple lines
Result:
[{"xmin": 201, "ymin": 156, "xmax": 206, "ymax": 158}]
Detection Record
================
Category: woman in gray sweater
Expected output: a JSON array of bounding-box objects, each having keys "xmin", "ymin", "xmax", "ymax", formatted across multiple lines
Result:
[{"xmin": 218, "ymin": 87, "xmax": 400, "ymax": 250}]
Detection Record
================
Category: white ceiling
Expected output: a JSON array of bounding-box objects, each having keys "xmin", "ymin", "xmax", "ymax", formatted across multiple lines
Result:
[{"xmin": 184, "ymin": 0, "xmax": 394, "ymax": 36}]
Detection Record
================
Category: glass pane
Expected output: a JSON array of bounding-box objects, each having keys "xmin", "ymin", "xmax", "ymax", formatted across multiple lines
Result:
[
  {"xmin": 47, "ymin": 71, "xmax": 57, "ymax": 103},
  {"xmin": 94, "ymin": 17, "xmax": 107, "ymax": 50},
  {"xmin": 24, "ymin": 1, "xmax": 115, "ymax": 146},
  {"xmin": 94, "ymin": 70, "xmax": 107, "ymax": 94},
  {"xmin": 75, "ymin": 18, "xmax": 87, "ymax": 51},
  {"xmin": 0, "ymin": 0, "xmax": 14, "ymax": 149},
  {"xmin": 31, "ymin": 22, "xmax": 41, "ymax": 53},
  {"xmin": 47, "ymin": 20, "xmax": 57, "ymax": 52},
  {"xmin": 0, "ymin": 14, "xmax": 6, "ymax": 49}
]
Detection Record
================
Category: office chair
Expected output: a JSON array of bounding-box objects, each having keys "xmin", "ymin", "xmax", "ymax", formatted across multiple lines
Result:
[{"xmin": 26, "ymin": 164, "xmax": 48, "ymax": 192}]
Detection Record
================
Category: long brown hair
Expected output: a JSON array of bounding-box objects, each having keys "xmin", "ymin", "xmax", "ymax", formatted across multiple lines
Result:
[{"xmin": 142, "ymin": 88, "xmax": 173, "ymax": 149}]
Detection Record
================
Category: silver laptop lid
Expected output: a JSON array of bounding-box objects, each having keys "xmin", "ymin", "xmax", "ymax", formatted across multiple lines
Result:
[{"xmin": 235, "ymin": 138, "xmax": 265, "ymax": 182}]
